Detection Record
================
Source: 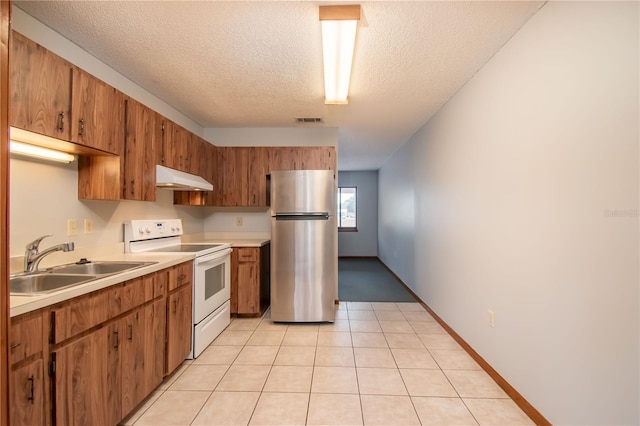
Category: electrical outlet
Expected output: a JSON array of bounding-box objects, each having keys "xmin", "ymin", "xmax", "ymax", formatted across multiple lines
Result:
[
  {"xmin": 488, "ymin": 310, "xmax": 495, "ymax": 328},
  {"xmin": 67, "ymin": 219, "xmax": 78, "ymax": 236},
  {"xmin": 84, "ymin": 218, "xmax": 93, "ymax": 234},
  {"xmin": 236, "ymin": 216, "xmax": 243, "ymax": 227}
]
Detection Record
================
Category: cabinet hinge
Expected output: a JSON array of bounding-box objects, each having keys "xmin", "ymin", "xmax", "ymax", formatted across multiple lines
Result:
[{"xmin": 49, "ymin": 359, "xmax": 56, "ymax": 377}]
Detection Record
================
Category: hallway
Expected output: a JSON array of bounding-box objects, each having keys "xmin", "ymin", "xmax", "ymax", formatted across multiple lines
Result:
[{"xmin": 338, "ymin": 258, "xmax": 416, "ymax": 303}]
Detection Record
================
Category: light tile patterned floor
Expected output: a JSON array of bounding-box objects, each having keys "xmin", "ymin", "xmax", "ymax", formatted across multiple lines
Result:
[{"xmin": 121, "ymin": 302, "xmax": 534, "ymax": 426}]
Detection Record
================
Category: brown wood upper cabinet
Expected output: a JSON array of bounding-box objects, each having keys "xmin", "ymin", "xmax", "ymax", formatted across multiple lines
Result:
[
  {"xmin": 174, "ymin": 146, "xmax": 336, "ymax": 207},
  {"xmin": 162, "ymin": 120, "xmax": 192, "ymax": 173},
  {"xmin": 268, "ymin": 146, "xmax": 336, "ymax": 172},
  {"xmin": 71, "ymin": 68, "xmax": 125, "ymax": 155},
  {"xmin": 9, "ymin": 31, "xmax": 125, "ymax": 156},
  {"xmin": 9, "ymin": 31, "xmax": 72, "ymax": 141},
  {"xmin": 123, "ymin": 97, "xmax": 160, "ymax": 201},
  {"xmin": 208, "ymin": 146, "xmax": 268, "ymax": 207}
]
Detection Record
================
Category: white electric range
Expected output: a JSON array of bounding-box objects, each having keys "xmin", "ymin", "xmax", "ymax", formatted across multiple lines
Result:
[{"xmin": 124, "ymin": 219, "xmax": 232, "ymax": 358}]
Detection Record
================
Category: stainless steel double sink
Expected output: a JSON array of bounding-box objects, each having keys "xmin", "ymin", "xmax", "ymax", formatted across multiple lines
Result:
[{"xmin": 10, "ymin": 260, "xmax": 157, "ymax": 296}]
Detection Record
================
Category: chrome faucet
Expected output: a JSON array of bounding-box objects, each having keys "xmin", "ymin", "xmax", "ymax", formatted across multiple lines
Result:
[{"xmin": 24, "ymin": 235, "xmax": 75, "ymax": 273}]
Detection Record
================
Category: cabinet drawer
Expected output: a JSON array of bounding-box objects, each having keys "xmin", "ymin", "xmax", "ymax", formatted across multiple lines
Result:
[
  {"xmin": 10, "ymin": 312, "xmax": 43, "ymax": 365},
  {"xmin": 51, "ymin": 277, "xmax": 145, "ymax": 344},
  {"xmin": 168, "ymin": 262, "xmax": 193, "ymax": 291},
  {"xmin": 111, "ymin": 277, "xmax": 145, "ymax": 317},
  {"xmin": 237, "ymin": 247, "xmax": 258, "ymax": 262}
]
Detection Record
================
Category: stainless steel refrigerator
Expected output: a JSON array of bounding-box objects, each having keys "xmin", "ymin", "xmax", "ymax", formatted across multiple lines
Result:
[{"xmin": 270, "ymin": 170, "xmax": 336, "ymax": 322}]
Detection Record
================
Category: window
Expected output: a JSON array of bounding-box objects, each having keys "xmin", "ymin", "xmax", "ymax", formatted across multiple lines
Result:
[{"xmin": 337, "ymin": 187, "xmax": 357, "ymax": 231}]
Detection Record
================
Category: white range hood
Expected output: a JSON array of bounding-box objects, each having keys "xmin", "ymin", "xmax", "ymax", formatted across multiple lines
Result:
[{"xmin": 156, "ymin": 165, "xmax": 213, "ymax": 191}]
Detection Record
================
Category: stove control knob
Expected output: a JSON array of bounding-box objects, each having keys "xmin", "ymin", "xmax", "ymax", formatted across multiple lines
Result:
[
  {"xmin": 171, "ymin": 226, "xmax": 176, "ymax": 232},
  {"xmin": 144, "ymin": 226, "xmax": 151, "ymax": 234},
  {"xmin": 138, "ymin": 228, "xmax": 144, "ymax": 235},
  {"xmin": 176, "ymin": 226, "xmax": 181, "ymax": 233}
]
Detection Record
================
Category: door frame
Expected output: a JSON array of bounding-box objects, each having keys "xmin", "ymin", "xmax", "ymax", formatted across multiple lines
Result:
[{"xmin": 1, "ymin": 1, "xmax": 11, "ymax": 425}]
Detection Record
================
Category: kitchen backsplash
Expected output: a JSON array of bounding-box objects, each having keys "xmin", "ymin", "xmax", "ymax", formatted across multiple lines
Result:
[{"xmin": 9, "ymin": 157, "xmax": 206, "ymax": 258}]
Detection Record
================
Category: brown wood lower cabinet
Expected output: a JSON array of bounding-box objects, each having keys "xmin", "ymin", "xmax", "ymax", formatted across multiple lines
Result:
[
  {"xmin": 231, "ymin": 244, "xmax": 270, "ymax": 317},
  {"xmin": 9, "ymin": 310, "xmax": 47, "ymax": 426},
  {"xmin": 166, "ymin": 283, "xmax": 192, "ymax": 374},
  {"xmin": 121, "ymin": 300, "xmax": 165, "ymax": 417},
  {"xmin": 53, "ymin": 322, "xmax": 120, "ymax": 426},
  {"xmin": 10, "ymin": 358, "xmax": 44, "ymax": 426},
  {"xmin": 9, "ymin": 262, "xmax": 193, "ymax": 426}
]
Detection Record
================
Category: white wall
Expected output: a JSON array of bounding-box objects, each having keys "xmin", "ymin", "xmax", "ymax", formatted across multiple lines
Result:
[
  {"xmin": 337, "ymin": 171, "xmax": 378, "ymax": 257},
  {"xmin": 204, "ymin": 127, "xmax": 338, "ymax": 147},
  {"xmin": 202, "ymin": 209, "xmax": 271, "ymax": 234},
  {"xmin": 378, "ymin": 2, "xmax": 639, "ymax": 425}
]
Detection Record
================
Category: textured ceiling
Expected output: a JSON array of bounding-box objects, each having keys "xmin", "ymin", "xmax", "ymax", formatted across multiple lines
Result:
[{"xmin": 15, "ymin": 1, "xmax": 544, "ymax": 170}]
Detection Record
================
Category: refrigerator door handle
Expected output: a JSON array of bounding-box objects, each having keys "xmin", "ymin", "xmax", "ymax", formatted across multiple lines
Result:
[{"xmin": 275, "ymin": 212, "xmax": 329, "ymax": 221}]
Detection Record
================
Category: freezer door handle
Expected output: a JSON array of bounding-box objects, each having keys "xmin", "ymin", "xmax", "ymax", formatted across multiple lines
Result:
[{"xmin": 275, "ymin": 212, "xmax": 329, "ymax": 221}]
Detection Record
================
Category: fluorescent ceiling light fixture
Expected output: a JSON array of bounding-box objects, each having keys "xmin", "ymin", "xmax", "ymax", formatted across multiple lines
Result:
[
  {"xmin": 320, "ymin": 5, "xmax": 361, "ymax": 104},
  {"xmin": 10, "ymin": 140, "xmax": 75, "ymax": 163}
]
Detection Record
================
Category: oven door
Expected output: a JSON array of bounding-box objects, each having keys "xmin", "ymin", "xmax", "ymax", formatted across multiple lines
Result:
[{"xmin": 193, "ymin": 248, "xmax": 232, "ymax": 324}]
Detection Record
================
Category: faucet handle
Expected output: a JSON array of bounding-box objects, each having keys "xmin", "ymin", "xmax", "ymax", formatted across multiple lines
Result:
[{"xmin": 26, "ymin": 235, "xmax": 53, "ymax": 251}]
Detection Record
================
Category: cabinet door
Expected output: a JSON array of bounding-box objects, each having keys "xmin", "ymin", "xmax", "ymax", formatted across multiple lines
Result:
[
  {"xmin": 120, "ymin": 310, "xmax": 145, "ymax": 416},
  {"xmin": 53, "ymin": 322, "xmax": 121, "ymax": 426},
  {"xmin": 120, "ymin": 299, "xmax": 165, "ymax": 421},
  {"xmin": 247, "ymin": 147, "xmax": 268, "ymax": 206},
  {"xmin": 301, "ymin": 146, "xmax": 336, "ymax": 171},
  {"xmin": 268, "ymin": 147, "xmax": 302, "ymax": 172},
  {"xmin": 198, "ymin": 137, "xmax": 216, "ymax": 184},
  {"xmin": 218, "ymin": 147, "xmax": 247, "ymax": 206},
  {"xmin": 10, "ymin": 359, "xmax": 44, "ymax": 426},
  {"xmin": 158, "ymin": 116, "xmax": 171, "ymax": 167},
  {"xmin": 71, "ymin": 68, "xmax": 125, "ymax": 155},
  {"xmin": 166, "ymin": 284, "xmax": 192, "ymax": 375},
  {"xmin": 145, "ymin": 299, "xmax": 166, "ymax": 393},
  {"xmin": 9, "ymin": 30, "xmax": 72, "ymax": 140},
  {"xmin": 164, "ymin": 122, "xmax": 191, "ymax": 172},
  {"xmin": 123, "ymin": 97, "xmax": 158, "ymax": 201},
  {"xmin": 237, "ymin": 248, "xmax": 259, "ymax": 314}
]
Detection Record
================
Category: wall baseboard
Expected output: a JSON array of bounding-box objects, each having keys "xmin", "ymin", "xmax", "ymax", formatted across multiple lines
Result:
[{"xmin": 377, "ymin": 258, "xmax": 551, "ymax": 426}]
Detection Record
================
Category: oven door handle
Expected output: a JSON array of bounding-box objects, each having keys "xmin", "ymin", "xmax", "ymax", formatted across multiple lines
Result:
[{"xmin": 196, "ymin": 248, "xmax": 232, "ymax": 265}]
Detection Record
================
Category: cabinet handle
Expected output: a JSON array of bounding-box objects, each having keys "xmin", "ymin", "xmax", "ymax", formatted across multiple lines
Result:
[
  {"xmin": 10, "ymin": 342, "xmax": 21, "ymax": 352},
  {"xmin": 78, "ymin": 119, "xmax": 85, "ymax": 136},
  {"xmin": 130, "ymin": 180, "xmax": 135, "ymax": 195},
  {"xmin": 173, "ymin": 299, "xmax": 177, "ymax": 314},
  {"xmin": 113, "ymin": 331, "xmax": 119, "ymax": 349},
  {"xmin": 128, "ymin": 323, "xmax": 133, "ymax": 341},
  {"xmin": 27, "ymin": 375, "xmax": 34, "ymax": 404},
  {"xmin": 57, "ymin": 112, "xmax": 64, "ymax": 131},
  {"xmin": 178, "ymin": 274, "xmax": 187, "ymax": 282}
]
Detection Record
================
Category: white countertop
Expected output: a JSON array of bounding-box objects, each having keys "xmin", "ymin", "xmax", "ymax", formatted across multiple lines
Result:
[
  {"xmin": 205, "ymin": 238, "xmax": 270, "ymax": 248},
  {"xmin": 186, "ymin": 232, "xmax": 270, "ymax": 248},
  {"xmin": 10, "ymin": 252, "xmax": 194, "ymax": 317}
]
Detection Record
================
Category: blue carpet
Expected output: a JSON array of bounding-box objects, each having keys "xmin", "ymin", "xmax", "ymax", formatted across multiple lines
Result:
[{"xmin": 338, "ymin": 258, "xmax": 417, "ymax": 302}]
